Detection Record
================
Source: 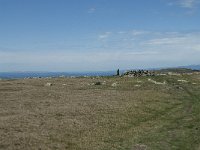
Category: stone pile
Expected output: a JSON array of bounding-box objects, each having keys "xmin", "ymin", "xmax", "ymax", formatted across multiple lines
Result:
[{"xmin": 123, "ymin": 70, "xmax": 155, "ymax": 77}]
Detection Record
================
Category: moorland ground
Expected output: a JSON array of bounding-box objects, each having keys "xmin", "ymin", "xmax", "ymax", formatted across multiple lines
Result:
[{"xmin": 0, "ymin": 73, "xmax": 200, "ymax": 150}]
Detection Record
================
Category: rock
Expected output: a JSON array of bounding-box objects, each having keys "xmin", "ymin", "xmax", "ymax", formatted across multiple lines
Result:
[
  {"xmin": 177, "ymin": 79, "xmax": 188, "ymax": 83},
  {"xmin": 175, "ymin": 86, "xmax": 183, "ymax": 90},
  {"xmin": 45, "ymin": 83, "xmax": 53, "ymax": 86},
  {"xmin": 132, "ymin": 144, "xmax": 147, "ymax": 150},
  {"xmin": 102, "ymin": 81, "xmax": 106, "ymax": 85},
  {"xmin": 148, "ymin": 79, "xmax": 166, "ymax": 85},
  {"xmin": 158, "ymin": 73, "xmax": 167, "ymax": 76},
  {"xmin": 168, "ymin": 72, "xmax": 181, "ymax": 76},
  {"xmin": 94, "ymin": 82, "xmax": 101, "ymax": 85},
  {"xmin": 111, "ymin": 82, "xmax": 118, "ymax": 87},
  {"xmin": 134, "ymin": 84, "xmax": 141, "ymax": 87}
]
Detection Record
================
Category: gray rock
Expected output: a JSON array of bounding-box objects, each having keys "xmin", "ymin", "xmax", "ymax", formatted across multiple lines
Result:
[
  {"xmin": 45, "ymin": 83, "xmax": 53, "ymax": 86},
  {"xmin": 94, "ymin": 82, "xmax": 101, "ymax": 85},
  {"xmin": 132, "ymin": 144, "xmax": 147, "ymax": 150},
  {"xmin": 111, "ymin": 82, "xmax": 118, "ymax": 87}
]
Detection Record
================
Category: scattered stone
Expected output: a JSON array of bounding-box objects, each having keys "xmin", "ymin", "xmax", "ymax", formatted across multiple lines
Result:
[
  {"xmin": 184, "ymin": 73, "xmax": 193, "ymax": 75},
  {"xmin": 45, "ymin": 83, "xmax": 53, "ymax": 86},
  {"xmin": 168, "ymin": 72, "xmax": 181, "ymax": 76},
  {"xmin": 102, "ymin": 81, "xmax": 106, "ymax": 85},
  {"xmin": 134, "ymin": 84, "xmax": 141, "ymax": 87},
  {"xmin": 136, "ymin": 80, "xmax": 142, "ymax": 83},
  {"xmin": 176, "ymin": 86, "xmax": 183, "ymax": 90},
  {"xmin": 94, "ymin": 82, "xmax": 101, "ymax": 85},
  {"xmin": 111, "ymin": 82, "xmax": 118, "ymax": 87},
  {"xmin": 158, "ymin": 73, "xmax": 167, "ymax": 76},
  {"xmin": 62, "ymin": 84, "xmax": 67, "ymax": 86},
  {"xmin": 177, "ymin": 79, "xmax": 188, "ymax": 83},
  {"xmin": 148, "ymin": 79, "xmax": 166, "ymax": 85},
  {"xmin": 132, "ymin": 144, "xmax": 147, "ymax": 150}
]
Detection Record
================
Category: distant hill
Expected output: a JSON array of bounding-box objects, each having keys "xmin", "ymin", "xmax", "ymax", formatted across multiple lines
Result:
[
  {"xmin": 121, "ymin": 65, "xmax": 200, "ymax": 74},
  {"xmin": 181, "ymin": 65, "xmax": 200, "ymax": 70},
  {"xmin": 153, "ymin": 65, "xmax": 200, "ymax": 74},
  {"xmin": 155, "ymin": 68, "xmax": 196, "ymax": 74}
]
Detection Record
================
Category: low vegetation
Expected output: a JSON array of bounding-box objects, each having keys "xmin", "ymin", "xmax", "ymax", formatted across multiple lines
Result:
[{"xmin": 0, "ymin": 71, "xmax": 200, "ymax": 149}]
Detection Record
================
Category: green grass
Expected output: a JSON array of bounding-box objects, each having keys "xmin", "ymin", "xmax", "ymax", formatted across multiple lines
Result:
[{"xmin": 0, "ymin": 73, "xmax": 200, "ymax": 149}]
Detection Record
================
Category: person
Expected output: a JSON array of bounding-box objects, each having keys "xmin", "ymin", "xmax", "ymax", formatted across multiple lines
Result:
[{"xmin": 117, "ymin": 69, "xmax": 120, "ymax": 76}]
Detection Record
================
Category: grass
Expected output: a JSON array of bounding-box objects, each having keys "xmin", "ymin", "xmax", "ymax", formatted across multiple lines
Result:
[{"xmin": 0, "ymin": 73, "xmax": 200, "ymax": 149}]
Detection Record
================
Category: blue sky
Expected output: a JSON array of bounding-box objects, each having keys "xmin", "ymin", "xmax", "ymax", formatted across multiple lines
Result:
[{"xmin": 0, "ymin": 0, "xmax": 200, "ymax": 71}]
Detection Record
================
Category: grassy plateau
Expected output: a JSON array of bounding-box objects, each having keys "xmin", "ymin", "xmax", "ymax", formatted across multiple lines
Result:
[{"xmin": 0, "ymin": 71, "xmax": 200, "ymax": 150}]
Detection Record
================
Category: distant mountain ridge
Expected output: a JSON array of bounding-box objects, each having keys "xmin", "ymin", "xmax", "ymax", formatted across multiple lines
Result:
[{"xmin": 180, "ymin": 65, "xmax": 200, "ymax": 70}]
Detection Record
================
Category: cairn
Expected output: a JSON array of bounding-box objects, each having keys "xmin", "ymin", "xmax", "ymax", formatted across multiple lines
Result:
[{"xmin": 123, "ymin": 70, "xmax": 155, "ymax": 77}]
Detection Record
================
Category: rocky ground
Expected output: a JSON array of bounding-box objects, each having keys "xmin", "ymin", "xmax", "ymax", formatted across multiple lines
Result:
[{"xmin": 0, "ymin": 72, "xmax": 200, "ymax": 150}]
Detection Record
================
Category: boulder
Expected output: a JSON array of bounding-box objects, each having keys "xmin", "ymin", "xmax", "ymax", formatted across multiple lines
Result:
[
  {"xmin": 111, "ymin": 82, "xmax": 118, "ymax": 87},
  {"xmin": 45, "ymin": 83, "xmax": 53, "ymax": 86},
  {"xmin": 94, "ymin": 82, "xmax": 101, "ymax": 85}
]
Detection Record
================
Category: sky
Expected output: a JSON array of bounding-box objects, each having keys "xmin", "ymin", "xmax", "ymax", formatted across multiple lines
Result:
[{"xmin": 0, "ymin": 0, "xmax": 200, "ymax": 72}]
